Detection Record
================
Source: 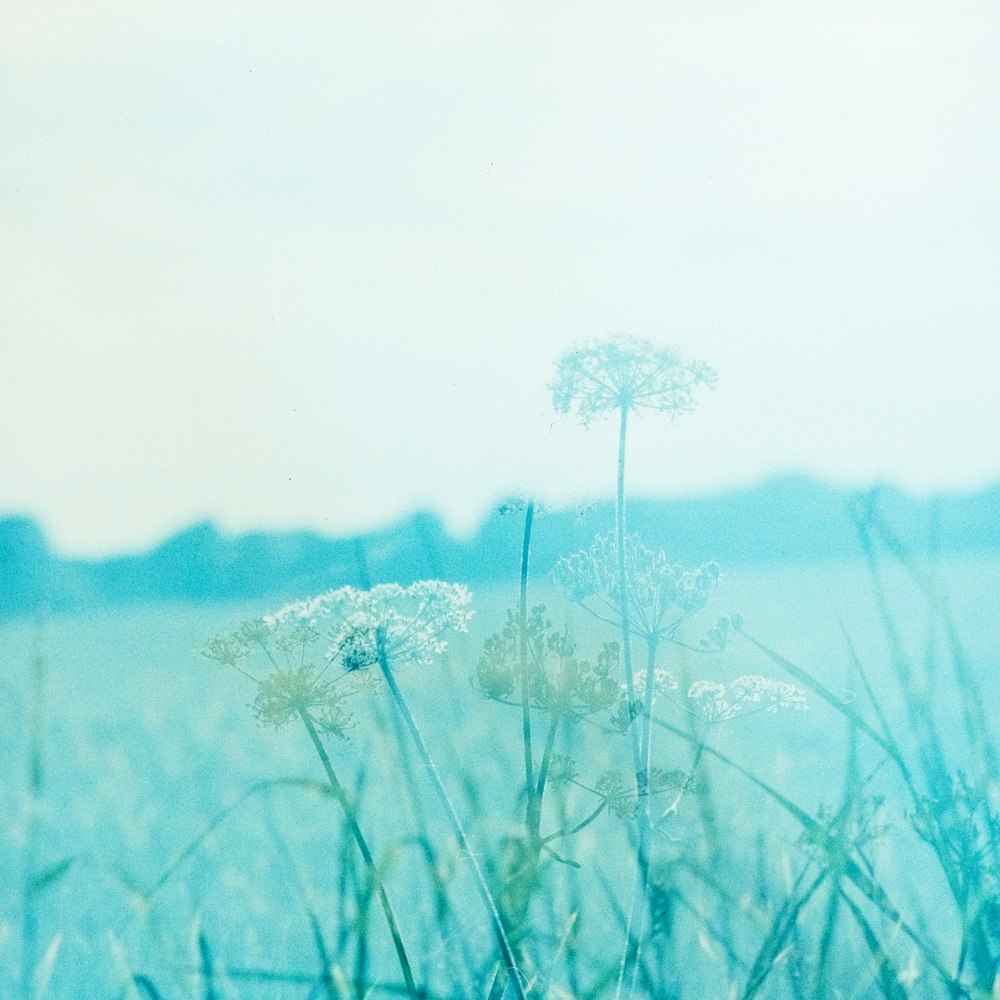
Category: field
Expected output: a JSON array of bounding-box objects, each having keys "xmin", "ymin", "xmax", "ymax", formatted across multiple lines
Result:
[{"xmin": 3, "ymin": 548, "xmax": 999, "ymax": 1000}]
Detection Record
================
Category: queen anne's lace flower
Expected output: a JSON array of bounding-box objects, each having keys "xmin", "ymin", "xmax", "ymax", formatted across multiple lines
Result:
[
  {"xmin": 551, "ymin": 336, "xmax": 716, "ymax": 427},
  {"xmin": 688, "ymin": 675, "xmax": 807, "ymax": 723},
  {"xmin": 201, "ymin": 615, "xmax": 373, "ymax": 739},
  {"xmin": 252, "ymin": 665, "xmax": 359, "ymax": 733},
  {"xmin": 266, "ymin": 580, "xmax": 474, "ymax": 669},
  {"xmin": 626, "ymin": 668, "xmax": 679, "ymax": 705},
  {"xmin": 553, "ymin": 532, "xmax": 721, "ymax": 640},
  {"xmin": 203, "ymin": 581, "xmax": 472, "ymax": 736}
]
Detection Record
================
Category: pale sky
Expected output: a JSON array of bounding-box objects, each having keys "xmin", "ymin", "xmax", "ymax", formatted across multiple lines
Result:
[{"xmin": 2, "ymin": 2, "xmax": 999, "ymax": 556}]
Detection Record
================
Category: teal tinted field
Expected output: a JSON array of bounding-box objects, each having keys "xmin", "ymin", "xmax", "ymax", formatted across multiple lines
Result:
[{"xmin": 2, "ymin": 554, "xmax": 999, "ymax": 998}]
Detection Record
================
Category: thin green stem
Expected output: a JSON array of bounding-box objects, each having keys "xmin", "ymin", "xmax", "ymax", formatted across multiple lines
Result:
[
  {"xmin": 534, "ymin": 711, "xmax": 562, "ymax": 813},
  {"xmin": 613, "ymin": 403, "xmax": 648, "ymax": 1000},
  {"xmin": 639, "ymin": 633, "xmax": 660, "ymax": 812},
  {"xmin": 375, "ymin": 649, "xmax": 528, "ymax": 1000},
  {"xmin": 542, "ymin": 799, "xmax": 608, "ymax": 846},
  {"xmin": 519, "ymin": 500, "xmax": 538, "ymax": 840},
  {"xmin": 616, "ymin": 406, "xmax": 640, "ymax": 779},
  {"xmin": 296, "ymin": 707, "xmax": 419, "ymax": 999},
  {"xmin": 628, "ymin": 632, "xmax": 661, "ymax": 1000}
]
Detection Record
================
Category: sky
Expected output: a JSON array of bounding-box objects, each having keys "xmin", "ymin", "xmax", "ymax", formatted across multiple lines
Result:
[{"xmin": 2, "ymin": 2, "xmax": 999, "ymax": 556}]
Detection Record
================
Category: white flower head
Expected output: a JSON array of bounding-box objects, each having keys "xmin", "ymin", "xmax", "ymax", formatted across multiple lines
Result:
[
  {"xmin": 688, "ymin": 675, "xmax": 807, "ymax": 723},
  {"xmin": 628, "ymin": 667, "xmax": 679, "ymax": 705},
  {"xmin": 553, "ymin": 532, "xmax": 721, "ymax": 639},
  {"xmin": 269, "ymin": 581, "xmax": 473, "ymax": 670},
  {"xmin": 551, "ymin": 335, "xmax": 716, "ymax": 427}
]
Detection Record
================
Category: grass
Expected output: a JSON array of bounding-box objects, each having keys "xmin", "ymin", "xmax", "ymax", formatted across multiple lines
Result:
[
  {"xmin": 4, "ymin": 337, "xmax": 998, "ymax": 999},
  {"xmin": 2, "ymin": 542, "xmax": 998, "ymax": 999}
]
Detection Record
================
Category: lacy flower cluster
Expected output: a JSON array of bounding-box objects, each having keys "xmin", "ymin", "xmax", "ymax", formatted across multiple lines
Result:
[
  {"xmin": 203, "ymin": 581, "xmax": 473, "ymax": 737},
  {"xmin": 688, "ymin": 675, "xmax": 808, "ymax": 723},
  {"xmin": 551, "ymin": 335, "xmax": 717, "ymax": 426},
  {"xmin": 553, "ymin": 532, "xmax": 722, "ymax": 641},
  {"xmin": 474, "ymin": 605, "xmax": 622, "ymax": 718},
  {"xmin": 265, "ymin": 581, "xmax": 474, "ymax": 670}
]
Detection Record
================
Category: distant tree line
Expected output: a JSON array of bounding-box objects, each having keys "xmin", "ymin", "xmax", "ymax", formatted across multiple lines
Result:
[{"xmin": 2, "ymin": 475, "xmax": 999, "ymax": 619}]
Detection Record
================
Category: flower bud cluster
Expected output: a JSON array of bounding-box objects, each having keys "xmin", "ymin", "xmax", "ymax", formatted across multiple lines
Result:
[{"xmin": 474, "ymin": 605, "xmax": 623, "ymax": 718}]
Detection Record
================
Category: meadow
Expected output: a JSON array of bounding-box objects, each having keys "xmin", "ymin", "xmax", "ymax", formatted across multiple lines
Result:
[
  {"xmin": 3, "ymin": 543, "xmax": 999, "ymax": 1000},
  {"xmin": 4, "ymin": 338, "xmax": 1000, "ymax": 1000}
]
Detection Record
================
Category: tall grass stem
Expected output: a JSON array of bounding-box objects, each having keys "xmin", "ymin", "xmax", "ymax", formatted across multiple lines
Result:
[
  {"xmin": 375, "ymin": 648, "xmax": 528, "ymax": 1000},
  {"xmin": 296, "ymin": 707, "xmax": 418, "ymax": 998}
]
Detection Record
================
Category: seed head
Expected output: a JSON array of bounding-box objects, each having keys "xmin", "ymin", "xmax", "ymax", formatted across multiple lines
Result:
[{"xmin": 474, "ymin": 606, "xmax": 623, "ymax": 717}]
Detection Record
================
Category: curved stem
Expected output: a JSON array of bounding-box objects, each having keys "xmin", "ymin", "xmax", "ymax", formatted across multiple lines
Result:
[
  {"xmin": 376, "ymin": 652, "xmax": 528, "ymax": 1000},
  {"xmin": 542, "ymin": 799, "xmax": 608, "ymax": 846},
  {"xmin": 296, "ymin": 708, "xmax": 419, "ymax": 998}
]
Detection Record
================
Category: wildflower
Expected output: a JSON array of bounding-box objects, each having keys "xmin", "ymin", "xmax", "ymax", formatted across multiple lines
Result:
[
  {"xmin": 202, "ymin": 609, "xmax": 378, "ymax": 737},
  {"xmin": 266, "ymin": 581, "xmax": 474, "ymax": 670},
  {"xmin": 474, "ymin": 605, "xmax": 622, "ymax": 718},
  {"xmin": 596, "ymin": 767, "xmax": 687, "ymax": 821},
  {"xmin": 202, "ymin": 593, "xmax": 431, "ymax": 992},
  {"xmin": 551, "ymin": 335, "xmax": 716, "ymax": 427},
  {"xmin": 687, "ymin": 675, "xmax": 807, "ymax": 723},
  {"xmin": 252, "ymin": 665, "xmax": 365, "ymax": 738},
  {"xmin": 626, "ymin": 668, "xmax": 678, "ymax": 705},
  {"xmin": 201, "ymin": 634, "xmax": 250, "ymax": 668},
  {"xmin": 553, "ymin": 532, "xmax": 722, "ymax": 641}
]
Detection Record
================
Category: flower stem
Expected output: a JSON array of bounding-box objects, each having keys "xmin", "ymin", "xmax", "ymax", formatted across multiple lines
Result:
[
  {"xmin": 613, "ymin": 404, "xmax": 650, "ymax": 1000},
  {"xmin": 625, "ymin": 634, "xmax": 663, "ymax": 1000},
  {"xmin": 541, "ymin": 797, "xmax": 608, "ymax": 846},
  {"xmin": 615, "ymin": 406, "xmax": 640, "ymax": 782},
  {"xmin": 519, "ymin": 500, "xmax": 538, "ymax": 842},
  {"xmin": 376, "ymin": 650, "xmax": 528, "ymax": 1000},
  {"xmin": 534, "ymin": 711, "xmax": 561, "ymax": 809},
  {"xmin": 639, "ymin": 635, "xmax": 659, "ymax": 784},
  {"xmin": 296, "ymin": 707, "xmax": 419, "ymax": 999}
]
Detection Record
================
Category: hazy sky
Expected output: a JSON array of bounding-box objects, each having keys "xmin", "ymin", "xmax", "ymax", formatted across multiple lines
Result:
[{"xmin": 3, "ymin": 3, "xmax": 999, "ymax": 555}]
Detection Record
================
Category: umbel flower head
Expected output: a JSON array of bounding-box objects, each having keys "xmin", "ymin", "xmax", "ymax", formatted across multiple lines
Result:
[
  {"xmin": 688, "ymin": 675, "xmax": 808, "ymax": 723},
  {"xmin": 203, "ymin": 581, "xmax": 472, "ymax": 737},
  {"xmin": 553, "ymin": 532, "xmax": 723, "ymax": 641},
  {"xmin": 474, "ymin": 605, "xmax": 622, "ymax": 718},
  {"xmin": 551, "ymin": 335, "xmax": 716, "ymax": 427},
  {"xmin": 266, "ymin": 580, "xmax": 474, "ymax": 670},
  {"xmin": 201, "ymin": 616, "xmax": 376, "ymax": 739}
]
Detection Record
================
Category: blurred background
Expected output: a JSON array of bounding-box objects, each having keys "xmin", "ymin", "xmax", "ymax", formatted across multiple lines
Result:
[{"xmin": 3, "ymin": 2, "xmax": 999, "ymax": 563}]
